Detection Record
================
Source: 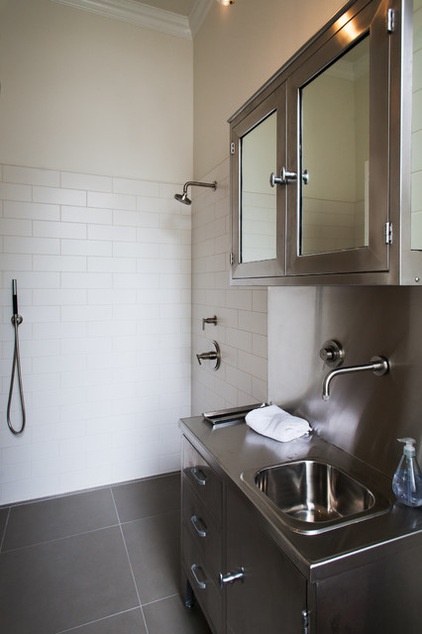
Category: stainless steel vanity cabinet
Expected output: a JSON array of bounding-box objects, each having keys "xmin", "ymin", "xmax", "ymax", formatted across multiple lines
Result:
[
  {"xmin": 181, "ymin": 434, "xmax": 307, "ymax": 634},
  {"xmin": 230, "ymin": 0, "xmax": 422, "ymax": 285},
  {"xmin": 180, "ymin": 416, "xmax": 422, "ymax": 634},
  {"xmin": 225, "ymin": 485, "xmax": 306, "ymax": 634},
  {"xmin": 181, "ymin": 437, "xmax": 224, "ymax": 633}
]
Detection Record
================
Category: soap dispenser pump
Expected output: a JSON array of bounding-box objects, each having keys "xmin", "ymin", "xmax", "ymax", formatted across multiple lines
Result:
[{"xmin": 392, "ymin": 438, "xmax": 422, "ymax": 507}]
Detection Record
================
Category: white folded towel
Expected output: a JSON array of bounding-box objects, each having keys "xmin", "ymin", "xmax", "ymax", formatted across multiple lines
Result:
[{"xmin": 245, "ymin": 405, "xmax": 311, "ymax": 443}]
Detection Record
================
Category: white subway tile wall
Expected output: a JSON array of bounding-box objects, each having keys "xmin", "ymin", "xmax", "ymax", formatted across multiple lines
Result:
[
  {"xmin": 191, "ymin": 159, "xmax": 268, "ymax": 415},
  {"xmin": 0, "ymin": 164, "xmax": 191, "ymax": 505}
]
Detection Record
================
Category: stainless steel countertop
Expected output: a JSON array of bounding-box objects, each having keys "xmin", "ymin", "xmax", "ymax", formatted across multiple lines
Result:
[{"xmin": 180, "ymin": 416, "xmax": 422, "ymax": 582}]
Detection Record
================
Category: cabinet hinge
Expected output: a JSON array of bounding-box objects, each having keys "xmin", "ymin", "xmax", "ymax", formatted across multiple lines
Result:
[
  {"xmin": 385, "ymin": 222, "xmax": 393, "ymax": 245},
  {"xmin": 387, "ymin": 8, "xmax": 396, "ymax": 33},
  {"xmin": 230, "ymin": 142, "xmax": 236, "ymax": 155},
  {"xmin": 302, "ymin": 609, "xmax": 310, "ymax": 634},
  {"xmin": 230, "ymin": 252, "xmax": 235, "ymax": 265}
]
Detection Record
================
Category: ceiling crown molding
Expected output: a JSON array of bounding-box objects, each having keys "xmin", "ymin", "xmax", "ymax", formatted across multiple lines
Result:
[
  {"xmin": 51, "ymin": 0, "xmax": 192, "ymax": 39},
  {"xmin": 189, "ymin": 0, "xmax": 213, "ymax": 38}
]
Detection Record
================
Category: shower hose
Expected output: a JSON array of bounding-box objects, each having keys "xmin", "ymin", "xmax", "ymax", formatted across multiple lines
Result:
[{"xmin": 7, "ymin": 311, "xmax": 26, "ymax": 436}]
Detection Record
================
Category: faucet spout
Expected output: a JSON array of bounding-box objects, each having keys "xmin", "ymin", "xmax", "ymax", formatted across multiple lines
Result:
[{"xmin": 322, "ymin": 355, "xmax": 389, "ymax": 400}]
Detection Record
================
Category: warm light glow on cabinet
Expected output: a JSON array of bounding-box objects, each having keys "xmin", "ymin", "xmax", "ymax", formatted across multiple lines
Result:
[{"xmin": 216, "ymin": 0, "xmax": 235, "ymax": 6}]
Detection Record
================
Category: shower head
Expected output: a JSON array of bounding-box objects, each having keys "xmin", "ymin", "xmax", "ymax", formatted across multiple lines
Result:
[
  {"xmin": 174, "ymin": 180, "xmax": 217, "ymax": 205},
  {"xmin": 174, "ymin": 191, "xmax": 191, "ymax": 205}
]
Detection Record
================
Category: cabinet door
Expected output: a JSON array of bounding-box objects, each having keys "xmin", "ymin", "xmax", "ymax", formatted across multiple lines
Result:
[
  {"xmin": 224, "ymin": 486, "xmax": 306, "ymax": 634},
  {"xmin": 231, "ymin": 85, "xmax": 286, "ymax": 281},
  {"xmin": 285, "ymin": 0, "xmax": 392, "ymax": 277}
]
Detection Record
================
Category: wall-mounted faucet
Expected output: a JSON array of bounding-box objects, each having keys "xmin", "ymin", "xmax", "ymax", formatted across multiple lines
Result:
[{"xmin": 322, "ymin": 355, "xmax": 389, "ymax": 400}]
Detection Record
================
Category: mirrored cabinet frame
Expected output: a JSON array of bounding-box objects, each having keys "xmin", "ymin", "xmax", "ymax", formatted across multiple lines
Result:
[{"xmin": 229, "ymin": 0, "xmax": 421, "ymax": 286}]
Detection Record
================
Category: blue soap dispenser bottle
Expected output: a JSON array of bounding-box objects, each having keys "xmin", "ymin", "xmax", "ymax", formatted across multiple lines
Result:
[{"xmin": 392, "ymin": 437, "xmax": 422, "ymax": 507}]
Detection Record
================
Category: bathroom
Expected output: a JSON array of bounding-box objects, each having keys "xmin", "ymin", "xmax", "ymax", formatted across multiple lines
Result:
[{"xmin": 1, "ymin": 0, "xmax": 422, "ymax": 632}]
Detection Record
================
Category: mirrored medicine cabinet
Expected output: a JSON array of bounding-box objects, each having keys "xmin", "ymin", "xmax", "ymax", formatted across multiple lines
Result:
[{"xmin": 229, "ymin": 0, "xmax": 422, "ymax": 285}]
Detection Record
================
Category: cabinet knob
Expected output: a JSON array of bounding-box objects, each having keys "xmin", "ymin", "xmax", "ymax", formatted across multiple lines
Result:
[{"xmin": 219, "ymin": 567, "xmax": 245, "ymax": 587}]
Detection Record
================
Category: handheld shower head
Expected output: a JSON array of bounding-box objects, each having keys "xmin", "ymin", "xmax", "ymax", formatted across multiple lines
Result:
[{"xmin": 174, "ymin": 180, "xmax": 217, "ymax": 205}]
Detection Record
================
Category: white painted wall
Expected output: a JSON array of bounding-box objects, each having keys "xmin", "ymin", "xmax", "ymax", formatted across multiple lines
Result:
[
  {"xmin": 0, "ymin": 0, "xmax": 193, "ymax": 182},
  {"xmin": 0, "ymin": 0, "xmax": 193, "ymax": 504}
]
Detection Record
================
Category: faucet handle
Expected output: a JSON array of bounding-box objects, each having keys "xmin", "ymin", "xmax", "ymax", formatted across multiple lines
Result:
[{"xmin": 320, "ymin": 340, "xmax": 345, "ymax": 368}]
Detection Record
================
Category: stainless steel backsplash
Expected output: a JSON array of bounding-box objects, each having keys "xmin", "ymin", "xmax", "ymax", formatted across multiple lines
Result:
[{"xmin": 268, "ymin": 286, "xmax": 422, "ymax": 478}]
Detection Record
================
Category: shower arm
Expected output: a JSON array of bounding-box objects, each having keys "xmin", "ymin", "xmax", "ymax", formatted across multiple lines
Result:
[{"xmin": 182, "ymin": 181, "xmax": 216, "ymax": 194}]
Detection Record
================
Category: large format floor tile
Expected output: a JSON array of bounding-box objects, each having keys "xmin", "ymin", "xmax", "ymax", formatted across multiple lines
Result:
[
  {"xmin": 0, "ymin": 473, "xmax": 211, "ymax": 634},
  {"xmin": 0, "ymin": 527, "xmax": 138, "ymax": 634},
  {"xmin": 143, "ymin": 595, "xmax": 212, "ymax": 634},
  {"xmin": 2, "ymin": 488, "xmax": 118, "ymax": 551},
  {"xmin": 57, "ymin": 608, "xmax": 147, "ymax": 634},
  {"xmin": 112, "ymin": 472, "xmax": 180, "ymax": 523},
  {"xmin": 122, "ymin": 509, "xmax": 181, "ymax": 604}
]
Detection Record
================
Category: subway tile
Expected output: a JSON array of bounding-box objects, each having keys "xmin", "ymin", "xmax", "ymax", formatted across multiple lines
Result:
[
  {"xmin": 225, "ymin": 364, "xmax": 253, "ymax": 395},
  {"xmin": 238, "ymin": 309, "xmax": 267, "ymax": 336},
  {"xmin": 33, "ymin": 220, "xmax": 86, "ymax": 240},
  {"xmin": 113, "ymin": 209, "xmax": 160, "ymax": 228},
  {"xmin": 4, "ymin": 200, "xmax": 60, "ymax": 221},
  {"xmin": 61, "ymin": 238, "xmax": 112, "ymax": 256},
  {"xmin": 88, "ymin": 191, "xmax": 136, "ymax": 210},
  {"xmin": 33, "ymin": 321, "xmax": 86, "ymax": 340},
  {"xmin": 87, "ymin": 223, "xmax": 135, "ymax": 242},
  {"xmin": 4, "ymin": 235, "xmax": 60, "ymax": 255},
  {"xmin": 33, "ymin": 254, "xmax": 86, "ymax": 272},
  {"xmin": 0, "ymin": 182, "xmax": 32, "ymax": 201},
  {"xmin": 136, "ymin": 196, "xmax": 163, "ymax": 213},
  {"xmin": 33, "ymin": 288, "xmax": 86, "ymax": 306},
  {"xmin": 113, "ymin": 177, "xmax": 159, "ymax": 197},
  {"xmin": 0, "ymin": 217, "xmax": 32, "ymax": 236},
  {"xmin": 61, "ymin": 171, "xmax": 112, "ymax": 192},
  {"xmin": 3, "ymin": 165, "xmax": 60, "ymax": 187},
  {"xmin": 62, "ymin": 205, "xmax": 112, "ymax": 224},
  {"xmin": 33, "ymin": 186, "xmax": 86, "ymax": 206},
  {"xmin": 61, "ymin": 272, "xmax": 113, "ymax": 288},
  {"xmin": 61, "ymin": 305, "xmax": 113, "ymax": 322},
  {"xmin": 87, "ymin": 256, "xmax": 136, "ymax": 273}
]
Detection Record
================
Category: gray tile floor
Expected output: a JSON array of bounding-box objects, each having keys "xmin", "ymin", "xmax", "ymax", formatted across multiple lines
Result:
[{"xmin": 0, "ymin": 473, "xmax": 211, "ymax": 634}]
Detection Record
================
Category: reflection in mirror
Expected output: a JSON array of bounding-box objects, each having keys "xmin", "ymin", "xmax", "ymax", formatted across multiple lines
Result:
[
  {"xmin": 241, "ymin": 112, "xmax": 277, "ymax": 262},
  {"xmin": 300, "ymin": 36, "xmax": 370, "ymax": 255},
  {"xmin": 411, "ymin": 0, "xmax": 422, "ymax": 249}
]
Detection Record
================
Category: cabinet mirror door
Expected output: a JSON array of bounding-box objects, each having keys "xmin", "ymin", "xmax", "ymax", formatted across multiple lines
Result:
[
  {"xmin": 231, "ymin": 87, "xmax": 286, "ymax": 280},
  {"xmin": 286, "ymin": 0, "xmax": 391, "ymax": 276}
]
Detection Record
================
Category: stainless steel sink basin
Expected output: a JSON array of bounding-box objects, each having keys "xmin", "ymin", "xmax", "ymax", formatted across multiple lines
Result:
[{"xmin": 242, "ymin": 460, "xmax": 390, "ymax": 534}]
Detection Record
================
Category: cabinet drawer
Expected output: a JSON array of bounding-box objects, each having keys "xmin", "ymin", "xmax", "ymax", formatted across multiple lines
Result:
[
  {"xmin": 182, "ymin": 476, "xmax": 223, "ymax": 579},
  {"xmin": 182, "ymin": 438, "xmax": 222, "ymax": 523},
  {"xmin": 182, "ymin": 524, "xmax": 224, "ymax": 634}
]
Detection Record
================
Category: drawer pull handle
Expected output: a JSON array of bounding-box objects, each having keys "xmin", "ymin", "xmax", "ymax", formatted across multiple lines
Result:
[
  {"xmin": 191, "ymin": 564, "xmax": 207, "ymax": 590},
  {"xmin": 219, "ymin": 567, "xmax": 245, "ymax": 587},
  {"xmin": 191, "ymin": 514, "xmax": 207, "ymax": 537},
  {"xmin": 191, "ymin": 467, "xmax": 207, "ymax": 486}
]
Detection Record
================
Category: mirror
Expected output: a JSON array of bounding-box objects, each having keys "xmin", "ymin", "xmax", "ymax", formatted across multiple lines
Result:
[
  {"xmin": 300, "ymin": 36, "xmax": 370, "ymax": 255},
  {"xmin": 240, "ymin": 112, "xmax": 277, "ymax": 263},
  {"xmin": 411, "ymin": 0, "xmax": 422, "ymax": 249}
]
